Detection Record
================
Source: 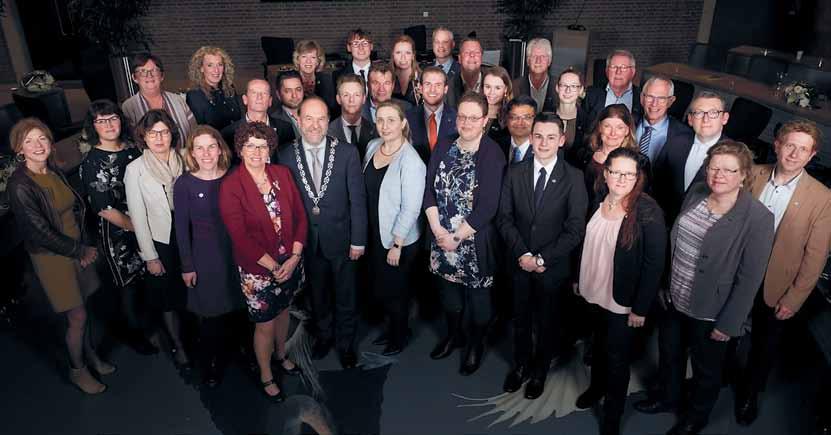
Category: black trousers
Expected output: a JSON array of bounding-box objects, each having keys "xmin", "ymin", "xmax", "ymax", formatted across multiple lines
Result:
[
  {"xmin": 743, "ymin": 291, "xmax": 787, "ymax": 395},
  {"xmin": 658, "ymin": 304, "xmax": 730, "ymax": 425},
  {"xmin": 512, "ymin": 269, "xmax": 566, "ymax": 376},
  {"xmin": 437, "ymin": 278, "xmax": 491, "ymax": 328},
  {"xmin": 305, "ymin": 245, "xmax": 358, "ymax": 351},
  {"xmin": 587, "ymin": 304, "xmax": 636, "ymax": 426},
  {"xmin": 368, "ymin": 237, "xmax": 418, "ymax": 343}
]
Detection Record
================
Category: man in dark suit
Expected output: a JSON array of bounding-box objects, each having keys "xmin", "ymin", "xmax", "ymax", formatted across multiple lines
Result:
[
  {"xmin": 647, "ymin": 91, "xmax": 729, "ymax": 225},
  {"xmin": 278, "ymin": 97, "xmax": 367, "ymax": 369},
  {"xmin": 512, "ymin": 38, "xmax": 557, "ymax": 112},
  {"xmin": 448, "ymin": 37, "xmax": 484, "ymax": 108},
  {"xmin": 497, "ymin": 112, "xmax": 588, "ymax": 400},
  {"xmin": 221, "ymin": 78, "xmax": 296, "ymax": 158},
  {"xmin": 328, "ymin": 73, "xmax": 377, "ymax": 160},
  {"xmin": 270, "ymin": 70, "xmax": 304, "ymax": 139},
  {"xmin": 331, "ymin": 29, "xmax": 373, "ymax": 96},
  {"xmin": 362, "ymin": 62, "xmax": 412, "ymax": 123},
  {"xmin": 501, "ymin": 95, "xmax": 539, "ymax": 164},
  {"xmin": 634, "ymin": 75, "xmax": 694, "ymax": 223},
  {"xmin": 582, "ymin": 49, "xmax": 642, "ymax": 127},
  {"xmin": 432, "ymin": 27, "xmax": 461, "ymax": 83},
  {"xmin": 406, "ymin": 66, "xmax": 458, "ymax": 163}
]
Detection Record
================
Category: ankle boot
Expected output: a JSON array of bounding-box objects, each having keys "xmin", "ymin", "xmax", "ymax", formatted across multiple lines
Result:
[
  {"xmin": 430, "ymin": 311, "xmax": 465, "ymax": 360},
  {"xmin": 459, "ymin": 327, "xmax": 485, "ymax": 376},
  {"xmin": 69, "ymin": 365, "xmax": 106, "ymax": 394}
]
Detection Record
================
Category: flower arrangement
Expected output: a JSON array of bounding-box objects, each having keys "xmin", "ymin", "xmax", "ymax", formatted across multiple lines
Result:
[
  {"xmin": 783, "ymin": 81, "xmax": 816, "ymax": 109},
  {"xmin": 0, "ymin": 156, "xmax": 18, "ymax": 194}
]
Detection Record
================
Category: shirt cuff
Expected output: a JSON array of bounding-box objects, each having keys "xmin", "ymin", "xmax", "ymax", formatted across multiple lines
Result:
[{"xmin": 350, "ymin": 245, "xmax": 365, "ymax": 251}]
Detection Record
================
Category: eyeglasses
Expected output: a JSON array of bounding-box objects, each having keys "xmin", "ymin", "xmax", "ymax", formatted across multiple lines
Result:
[
  {"xmin": 558, "ymin": 84, "xmax": 582, "ymax": 92},
  {"xmin": 508, "ymin": 114, "xmax": 534, "ymax": 122},
  {"xmin": 605, "ymin": 169, "xmax": 637, "ymax": 180},
  {"xmin": 706, "ymin": 166, "xmax": 740, "ymax": 176},
  {"xmin": 457, "ymin": 114, "xmax": 484, "ymax": 124},
  {"xmin": 243, "ymin": 143, "xmax": 269, "ymax": 153},
  {"xmin": 350, "ymin": 40, "xmax": 371, "ymax": 48},
  {"xmin": 146, "ymin": 129, "xmax": 171, "ymax": 139},
  {"xmin": 643, "ymin": 94, "xmax": 673, "ymax": 105},
  {"xmin": 93, "ymin": 115, "xmax": 121, "ymax": 125},
  {"xmin": 607, "ymin": 65, "xmax": 633, "ymax": 72},
  {"xmin": 690, "ymin": 110, "xmax": 725, "ymax": 119},
  {"xmin": 136, "ymin": 68, "xmax": 161, "ymax": 78}
]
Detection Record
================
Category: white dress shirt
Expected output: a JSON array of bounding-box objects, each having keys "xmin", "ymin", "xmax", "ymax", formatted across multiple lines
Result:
[
  {"xmin": 683, "ymin": 135, "xmax": 721, "ymax": 190},
  {"xmin": 510, "ymin": 137, "xmax": 531, "ymax": 163},
  {"xmin": 759, "ymin": 168, "xmax": 803, "ymax": 231},
  {"xmin": 533, "ymin": 155, "xmax": 557, "ymax": 188}
]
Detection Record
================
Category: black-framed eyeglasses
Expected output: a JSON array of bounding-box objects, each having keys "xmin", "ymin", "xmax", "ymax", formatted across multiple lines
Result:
[
  {"xmin": 690, "ymin": 110, "xmax": 725, "ymax": 120},
  {"xmin": 93, "ymin": 115, "xmax": 121, "ymax": 125}
]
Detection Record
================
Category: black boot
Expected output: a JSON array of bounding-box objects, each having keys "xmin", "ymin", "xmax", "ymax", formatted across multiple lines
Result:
[
  {"xmin": 430, "ymin": 311, "xmax": 464, "ymax": 360},
  {"xmin": 459, "ymin": 326, "xmax": 485, "ymax": 376}
]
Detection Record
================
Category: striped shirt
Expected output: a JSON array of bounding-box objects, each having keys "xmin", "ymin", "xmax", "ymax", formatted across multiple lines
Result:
[{"xmin": 670, "ymin": 199, "xmax": 722, "ymax": 319}]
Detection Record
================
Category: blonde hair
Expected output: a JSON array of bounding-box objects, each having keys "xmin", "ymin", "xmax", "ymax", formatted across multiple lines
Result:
[
  {"xmin": 188, "ymin": 46, "xmax": 236, "ymax": 96},
  {"xmin": 776, "ymin": 119, "xmax": 823, "ymax": 152},
  {"xmin": 183, "ymin": 125, "xmax": 232, "ymax": 172},
  {"xmin": 293, "ymin": 40, "xmax": 326, "ymax": 72},
  {"xmin": 376, "ymin": 101, "xmax": 411, "ymax": 142}
]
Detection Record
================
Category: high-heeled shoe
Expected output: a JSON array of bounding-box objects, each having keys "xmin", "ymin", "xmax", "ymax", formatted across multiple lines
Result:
[
  {"xmin": 171, "ymin": 347, "xmax": 192, "ymax": 369},
  {"xmin": 275, "ymin": 358, "xmax": 302, "ymax": 376},
  {"xmin": 69, "ymin": 365, "xmax": 106, "ymax": 394},
  {"xmin": 261, "ymin": 378, "xmax": 285, "ymax": 403}
]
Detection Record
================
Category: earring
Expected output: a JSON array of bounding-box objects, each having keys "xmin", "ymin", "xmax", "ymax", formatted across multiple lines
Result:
[{"xmin": 15, "ymin": 153, "xmax": 25, "ymax": 163}]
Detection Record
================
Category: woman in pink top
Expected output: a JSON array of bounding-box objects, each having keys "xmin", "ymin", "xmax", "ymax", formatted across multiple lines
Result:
[{"xmin": 576, "ymin": 147, "xmax": 667, "ymax": 435}]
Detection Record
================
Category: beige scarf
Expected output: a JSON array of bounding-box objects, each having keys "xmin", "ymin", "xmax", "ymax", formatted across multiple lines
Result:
[{"xmin": 142, "ymin": 148, "xmax": 183, "ymax": 211}]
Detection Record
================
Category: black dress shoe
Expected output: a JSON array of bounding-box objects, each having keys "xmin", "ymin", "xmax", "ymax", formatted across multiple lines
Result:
[
  {"xmin": 459, "ymin": 340, "xmax": 484, "ymax": 376},
  {"xmin": 524, "ymin": 376, "xmax": 545, "ymax": 400},
  {"xmin": 734, "ymin": 393, "xmax": 758, "ymax": 426},
  {"xmin": 666, "ymin": 418, "xmax": 706, "ymax": 435},
  {"xmin": 312, "ymin": 338, "xmax": 333, "ymax": 360},
  {"xmin": 339, "ymin": 348, "xmax": 358, "ymax": 369},
  {"xmin": 503, "ymin": 365, "xmax": 528, "ymax": 393},
  {"xmin": 575, "ymin": 387, "xmax": 604, "ymax": 409},
  {"xmin": 202, "ymin": 358, "xmax": 221, "ymax": 388},
  {"xmin": 634, "ymin": 398, "xmax": 677, "ymax": 414},
  {"xmin": 372, "ymin": 330, "xmax": 389, "ymax": 346}
]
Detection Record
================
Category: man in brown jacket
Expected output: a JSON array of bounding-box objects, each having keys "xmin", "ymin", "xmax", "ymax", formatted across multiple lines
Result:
[{"xmin": 736, "ymin": 119, "xmax": 831, "ymax": 426}]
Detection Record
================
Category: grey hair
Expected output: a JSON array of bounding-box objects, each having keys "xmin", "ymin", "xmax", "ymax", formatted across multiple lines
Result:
[
  {"xmin": 432, "ymin": 26, "xmax": 454, "ymax": 41},
  {"xmin": 525, "ymin": 38, "xmax": 552, "ymax": 59},
  {"xmin": 606, "ymin": 49, "xmax": 636, "ymax": 68},
  {"xmin": 642, "ymin": 75, "xmax": 675, "ymax": 97}
]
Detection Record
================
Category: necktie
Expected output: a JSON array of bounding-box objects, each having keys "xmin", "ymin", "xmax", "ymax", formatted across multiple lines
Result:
[
  {"xmin": 360, "ymin": 69, "xmax": 368, "ymax": 93},
  {"xmin": 513, "ymin": 146, "xmax": 523, "ymax": 163},
  {"xmin": 348, "ymin": 124, "xmax": 358, "ymax": 145},
  {"xmin": 639, "ymin": 126, "xmax": 652, "ymax": 157},
  {"xmin": 534, "ymin": 167, "xmax": 546, "ymax": 210},
  {"xmin": 310, "ymin": 146, "xmax": 322, "ymax": 192},
  {"xmin": 428, "ymin": 113, "xmax": 438, "ymax": 151}
]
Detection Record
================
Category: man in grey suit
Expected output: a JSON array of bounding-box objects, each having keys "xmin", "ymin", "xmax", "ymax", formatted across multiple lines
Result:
[
  {"xmin": 278, "ymin": 97, "xmax": 367, "ymax": 369},
  {"xmin": 432, "ymin": 27, "xmax": 461, "ymax": 83},
  {"xmin": 328, "ymin": 73, "xmax": 377, "ymax": 160}
]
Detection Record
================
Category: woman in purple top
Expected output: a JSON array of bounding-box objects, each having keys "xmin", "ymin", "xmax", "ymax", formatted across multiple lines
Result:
[{"xmin": 174, "ymin": 125, "xmax": 244, "ymax": 387}]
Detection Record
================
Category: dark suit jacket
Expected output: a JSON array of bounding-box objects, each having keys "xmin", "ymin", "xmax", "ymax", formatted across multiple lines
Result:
[
  {"xmin": 562, "ymin": 105, "xmax": 590, "ymax": 168},
  {"xmin": 582, "ymin": 85, "xmax": 642, "ymax": 129},
  {"xmin": 447, "ymin": 69, "xmax": 482, "ymax": 109},
  {"xmin": 512, "ymin": 74, "xmax": 557, "ymax": 112},
  {"xmin": 497, "ymin": 157, "xmax": 588, "ymax": 285},
  {"xmin": 361, "ymin": 98, "xmax": 412, "ymax": 123},
  {"xmin": 497, "ymin": 137, "xmax": 535, "ymax": 166},
  {"xmin": 406, "ymin": 104, "xmax": 458, "ymax": 164},
  {"xmin": 278, "ymin": 136, "xmax": 368, "ymax": 259},
  {"xmin": 313, "ymin": 72, "xmax": 338, "ymax": 117},
  {"xmin": 221, "ymin": 115, "xmax": 296, "ymax": 162},
  {"xmin": 270, "ymin": 106, "xmax": 302, "ymax": 139},
  {"xmin": 585, "ymin": 194, "xmax": 667, "ymax": 316},
  {"xmin": 657, "ymin": 132, "xmax": 726, "ymax": 224},
  {"xmin": 327, "ymin": 116, "xmax": 378, "ymax": 161}
]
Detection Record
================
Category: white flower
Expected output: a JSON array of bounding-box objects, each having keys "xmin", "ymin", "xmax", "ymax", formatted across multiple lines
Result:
[
  {"xmin": 799, "ymin": 98, "xmax": 810, "ymax": 108},
  {"xmin": 794, "ymin": 85, "xmax": 804, "ymax": 93}
]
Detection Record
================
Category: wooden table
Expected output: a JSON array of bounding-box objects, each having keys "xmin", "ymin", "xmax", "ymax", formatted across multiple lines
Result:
[
  {"xmin": 728, "ymin": 45, "xmax": 828, "ymax": 72},
  {"xmin": 645, "ymin": 62, "xmax": 831, "ymax": 126}
]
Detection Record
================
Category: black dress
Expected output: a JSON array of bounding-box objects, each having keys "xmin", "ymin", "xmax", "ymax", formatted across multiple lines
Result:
[
  {"xmin": 186, "ymin": 87, "xmax": 242, "ymax": 131},
  {"xmin": 80, "ymin": 146, "xmax": 144, "ymax": 286}
]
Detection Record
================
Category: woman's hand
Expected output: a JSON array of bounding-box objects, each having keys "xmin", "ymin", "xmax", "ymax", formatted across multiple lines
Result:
[
  {"xmin": 437, "ymin": 233, "xmax": 460, "ymax": 252},
  {"xmin": 627, "ymin": 313, "xmax": 646, "ymax": 328},
  {"xmin": 182, "ymin": 272, "xmax": 197, "ymax": 288},
  {"xmin": 79, "ymin": 246, "xmax": 98, "ymax": 268},
  {"xmin": 146, "ymin": 259, "xmax": 166, "ymax": 276},
  {"xmin": 387, "ymin": 247, "xmax": 401, "ymax": 267},
  {"xmin": 274, "ymin": 255, "xmax": 300, "ymax": 283}
]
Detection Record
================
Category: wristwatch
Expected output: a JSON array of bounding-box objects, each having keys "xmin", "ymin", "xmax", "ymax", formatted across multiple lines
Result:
[
  {"xmin": 535, "ymin": 255, "xmax": 545, "ymax": 267},
  {"xmin": 392, "ymin": 242, "xmax": 401, "ymax": 249},
  {"xmin": 453, "ymin": 235, "xmax": 461, "ymax": 243}
]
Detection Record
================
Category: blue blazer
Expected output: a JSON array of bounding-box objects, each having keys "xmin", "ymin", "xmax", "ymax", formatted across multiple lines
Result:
[
  {"xmin": 406, "ymin": 104, "xmax": 458, "ymax": 164},
  {"xmin": 363, "ymin": 138, "xmax": 426, "ymax": 248}
]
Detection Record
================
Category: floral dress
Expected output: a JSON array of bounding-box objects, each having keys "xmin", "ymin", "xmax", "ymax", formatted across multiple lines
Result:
[
  {"xmin": 238, "ymin": 187, "xmax": 304, "ymax": 322},
  {"xmin": 429, "ymin": 143, "xmax": 493, "ymax": 289},
  {"xmin": 80, "ymin": 146, "xmax": 144, "ymax": 286}
]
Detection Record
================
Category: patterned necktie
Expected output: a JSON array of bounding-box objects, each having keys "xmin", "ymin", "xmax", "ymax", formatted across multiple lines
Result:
[
  {"xmin": 310, "ymin": 146, "xmax": 323, "ymax": 192},
  {"xmin": 534, "ymin": 167, "xmax": 546, "ymax": 210},
  {"xmin": 428, "ymin": 113, "xmax": 438, "ymax": 151},
  {"xmin": 348, "ymin": 125, "xmax": 358, "ymax": 145},
  {"xmin": 639, "ymin": 126, "xmax": 652, "ymax": 157}
]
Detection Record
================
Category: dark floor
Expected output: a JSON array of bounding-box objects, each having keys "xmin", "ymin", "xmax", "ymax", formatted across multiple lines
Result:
[{"xmin": 0, "ymin": 292, "xmax": 824, "ymax": 435}]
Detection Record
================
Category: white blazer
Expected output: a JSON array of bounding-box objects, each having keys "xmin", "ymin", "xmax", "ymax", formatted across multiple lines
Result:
[{"xmin": 124, "ymin": 155, "xmax": 173, "ymax": 261}]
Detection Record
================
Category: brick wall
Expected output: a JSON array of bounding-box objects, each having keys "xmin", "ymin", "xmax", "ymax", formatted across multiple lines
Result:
[{"xmin": 137, "ymin": 0, "xmax": 704, "ymax": 82}]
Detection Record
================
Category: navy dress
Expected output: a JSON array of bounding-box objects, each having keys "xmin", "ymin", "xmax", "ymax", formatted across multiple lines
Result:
[{"xmin": 173, "ymin": 173, "xmax": 243, "ymax": 317}]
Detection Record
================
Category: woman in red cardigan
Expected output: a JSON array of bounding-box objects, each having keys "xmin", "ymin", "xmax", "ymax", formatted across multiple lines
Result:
[{"xmin": 219, "ymin": 122, "xmax": 307, "ymax": 403}]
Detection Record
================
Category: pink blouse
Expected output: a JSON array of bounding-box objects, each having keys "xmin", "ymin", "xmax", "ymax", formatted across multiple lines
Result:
[{"xmin": 579, "ymin": 207, "xmax": 630, "ymax": 314}]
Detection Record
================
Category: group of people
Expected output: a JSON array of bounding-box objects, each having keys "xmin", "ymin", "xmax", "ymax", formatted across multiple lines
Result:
[{"xmin": 6, "ymin": 25, "xmax": 831, "ymax": 435}]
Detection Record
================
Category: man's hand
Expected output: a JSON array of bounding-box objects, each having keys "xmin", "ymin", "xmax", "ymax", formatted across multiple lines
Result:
[
  {"xmin": 349, "ymin": 247, "xmax": 364, "ymax": 261},
  {"xmin": 710, "ymin": 328, "xmax": 730, "ymax": 342},
  {"xmin": 518, "ymin": 254, "xmax": 537, "ymax": 272}
]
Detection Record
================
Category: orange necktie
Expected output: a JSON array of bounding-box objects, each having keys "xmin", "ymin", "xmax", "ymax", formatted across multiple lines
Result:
[{"xmin": 428, "ymin": 112, "xmax": 438, "ymax": 151}]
